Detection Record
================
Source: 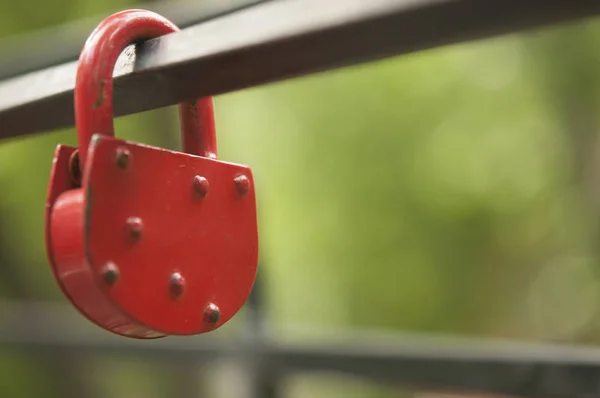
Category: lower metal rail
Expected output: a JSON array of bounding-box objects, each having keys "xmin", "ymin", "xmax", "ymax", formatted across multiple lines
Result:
[{"xmin": 3, "ymin": 301, "xmax": 600, "ymax": 398}]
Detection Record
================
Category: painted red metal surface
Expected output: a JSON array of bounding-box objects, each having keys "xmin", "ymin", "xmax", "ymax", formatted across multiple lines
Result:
[{"xmin": 45, "ymin": 9, "xmax": 259, "ymax": 339}]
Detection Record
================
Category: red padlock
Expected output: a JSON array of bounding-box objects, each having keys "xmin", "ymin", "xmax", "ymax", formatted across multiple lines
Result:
[{"xmin": 45, "ymin": 9, "xmax": 259, "ymax": 339}]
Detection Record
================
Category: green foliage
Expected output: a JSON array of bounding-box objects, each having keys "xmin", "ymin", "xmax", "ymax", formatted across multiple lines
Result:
[{"xmin": 216, "ymin": 35, "xmax": 574, "ymax": 336}]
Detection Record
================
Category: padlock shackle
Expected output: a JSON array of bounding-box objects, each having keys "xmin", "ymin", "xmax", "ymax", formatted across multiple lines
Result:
[{"xmin": 75, "ymin": 9, "xmax": 217, "ymax": 168}]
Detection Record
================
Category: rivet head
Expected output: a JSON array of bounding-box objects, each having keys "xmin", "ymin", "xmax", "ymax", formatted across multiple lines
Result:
[
  {"xmin": 101, "ymin": 262, "xmax": 119, "ymax": 286},
  {"xmin": 204, "ymin": 303, "xmax": 221, "ymax": 324},
  {"xmin": 169, "ymin": 272, "xmax": 185, "ymax": 298},
  {"xmin": 116, "ymin": 147, "xmax": 131, "ymax": 169},
  {"xmin": 233, "ymin": 174, "xmax": 250, "ymax": 196},
  {"xmin": 193, "ymin": 175, "xmax": 209, "ymax": 197},
  {"xmin": 126, "ymin": 217, "xmax": 143, "ymax": 239}
]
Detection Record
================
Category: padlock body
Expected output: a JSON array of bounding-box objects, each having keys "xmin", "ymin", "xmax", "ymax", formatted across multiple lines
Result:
[{"xmin": 46, "ymin": 136, "xmax": 259, "ymax": 337}]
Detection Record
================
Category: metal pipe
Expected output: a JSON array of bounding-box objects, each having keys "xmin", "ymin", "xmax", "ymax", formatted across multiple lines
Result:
[{"xmin": 1, "ymin": 0, "xmax": 599, "ymax": 140}]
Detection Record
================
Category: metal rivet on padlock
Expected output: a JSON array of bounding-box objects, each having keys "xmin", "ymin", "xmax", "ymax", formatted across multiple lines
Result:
[
  {"xmin": 193, "ymin": 175, "xmax": 209, "ymax": 197},
  {"xmin": 115, "ymin": 147, "xmax": 131, "ymax": 169},
  {"xmin": 169, "ymin": 272, "xmax": 185, "ymax": 298},
  {"xmin": 102, "ymin": 262, "xmax": 120, "ymax": 285},
  {"xmin": 234, "ymin": 174, "xmax": 250, "ymax": 196},
  {"xmin": 126, "ymin": 217, "xmax": 143, "ymax": 239},
  {"xmin": 204, "ymin": 303, "xmax": 221, "ymax": 324},
  {"xmin": 45, "ymin": 9, "xmax": 259, "ymax": 339}
]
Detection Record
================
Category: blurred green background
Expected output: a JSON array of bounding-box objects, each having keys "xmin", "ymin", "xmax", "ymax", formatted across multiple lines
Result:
[{"xmin": 2, "ymin": 1, "xmax": 600, "ymax": 397}]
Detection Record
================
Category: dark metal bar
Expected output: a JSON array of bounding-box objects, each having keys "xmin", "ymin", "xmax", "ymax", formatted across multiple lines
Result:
[
  {"xmin": 4, "ymin": 301, "xmax": 600, "ymax": 398},
  {"xmin": 0, "ymin": 0, "xmax": 274, "ymax": 80},
  {"xmin": 1, "ymin": 0, "xmax": 599, "ymax": 140},
  {"xmin": 243, "ymin": 273, "xmax": 281, "ymax": 398},
  {"xmin": 271, "ymin": 340, "xmax": 600, "ymax": 398}
]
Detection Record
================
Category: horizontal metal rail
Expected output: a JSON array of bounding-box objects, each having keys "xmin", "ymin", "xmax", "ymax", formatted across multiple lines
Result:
[
  {"xmin": 1, "ymin": 0, "xmax": 599, "ymax": 140},
  {"xmin": 0, "ymin": 0, "xmax": 273, "ymax": 80},
  {"xmin": 4, "ymin": 301, "xmax": 600, "ymax": 398}
]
